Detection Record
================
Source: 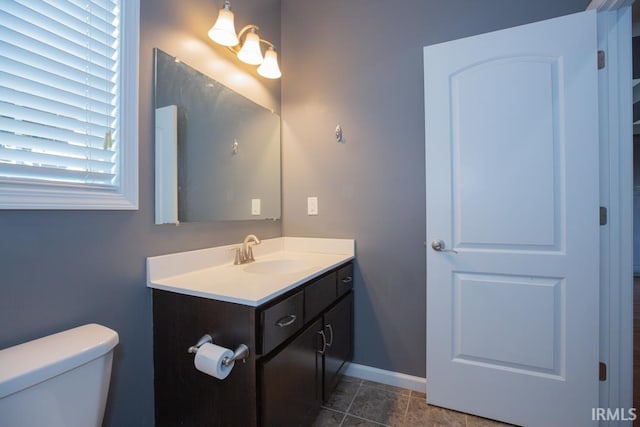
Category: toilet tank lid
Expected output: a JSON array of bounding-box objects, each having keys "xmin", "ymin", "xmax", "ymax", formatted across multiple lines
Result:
[{"xmin": 0, "ymin": 323, "xmax": 119, "ymax": 399}]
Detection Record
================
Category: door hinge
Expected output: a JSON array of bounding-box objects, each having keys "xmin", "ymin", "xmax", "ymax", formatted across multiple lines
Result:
[
  {"xmin": 600, "ymin": 207, "xmax": 607, "ymax": 226},
  {"xmin": 599, "ymin": 362, "xmax": 607, "ymax": 381},
  {"xmin": 598, "ymin": 50, "xmax": 605, "ymax": 69}
]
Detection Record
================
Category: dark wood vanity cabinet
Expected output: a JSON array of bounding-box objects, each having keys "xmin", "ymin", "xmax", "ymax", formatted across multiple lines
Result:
[
  {"xmin": 153, "ymin": 261, "xmax": 354, "ymax": 427},
  {"xmin": 260, "ymin": 284, "xmax": 354, "ymax": 427},
  {"xmin": 260, "ymin": 318, "xmax": 323, "ymax": 427},
  {"xmin": 322, "ymin": 292, "xmax": 353, "ymax": 401}
]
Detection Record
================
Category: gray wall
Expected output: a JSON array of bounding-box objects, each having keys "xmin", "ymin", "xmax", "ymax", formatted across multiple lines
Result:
[
  {"xmin": 280, "ymin": 0, "xmax": 590, "ymax": 377},
  {"xmin": 0, "ymin": 0, "xmax": 281, "ymax": 425}
]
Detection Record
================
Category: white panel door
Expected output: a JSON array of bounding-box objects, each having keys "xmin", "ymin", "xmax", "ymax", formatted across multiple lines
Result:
[{"xmin": 424, "ymin": 10, "xmax": 599, "ymax": 427}]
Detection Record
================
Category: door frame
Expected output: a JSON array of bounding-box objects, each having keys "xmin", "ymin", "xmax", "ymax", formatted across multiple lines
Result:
[{"xmin": 588, "ymin": 0, "xmax": 634, "ymax": 419}]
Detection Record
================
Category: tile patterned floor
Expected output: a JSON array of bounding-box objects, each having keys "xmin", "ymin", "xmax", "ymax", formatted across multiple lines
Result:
[{"xmin": 314, "ymin": 376, "xmax": 514, "ymax": 427}]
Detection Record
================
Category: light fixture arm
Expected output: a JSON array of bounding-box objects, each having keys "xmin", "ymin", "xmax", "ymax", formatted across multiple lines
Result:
[
  {"xmin": 226, "ymin": 24, "xmax": 276, "ymax": 56},
  {"xmin": 226, "ymin": 25, "xmax": 259, "ymax": 54},
  {"xmin": 237, "ymin": 24, "xmax": 260, "ymax": 42},
  {"xmin": 259, "ymin": 39, "xmax": 275, "ymax": 50}
]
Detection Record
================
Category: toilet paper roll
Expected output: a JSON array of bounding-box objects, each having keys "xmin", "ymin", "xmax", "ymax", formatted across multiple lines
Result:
[{"xmin": 194, "ymin": 343, "xmax": 235, "ymax": 380}]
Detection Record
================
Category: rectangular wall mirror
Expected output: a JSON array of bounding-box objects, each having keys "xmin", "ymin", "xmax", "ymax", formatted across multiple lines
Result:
[{"xmin": 153, "ymin": 48, "xmax": 281, "ymax": 224}]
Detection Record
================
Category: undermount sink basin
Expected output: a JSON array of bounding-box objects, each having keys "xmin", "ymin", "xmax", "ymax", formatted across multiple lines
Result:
[{"xmin": 243, "ymin": 259, "xmax": 314, "ymax": 275}]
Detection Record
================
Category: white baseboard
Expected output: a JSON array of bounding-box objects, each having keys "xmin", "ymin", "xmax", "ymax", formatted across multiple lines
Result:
[{"xmin": 344, "ymin": 362, "xmax": 426, "ymax": 393}]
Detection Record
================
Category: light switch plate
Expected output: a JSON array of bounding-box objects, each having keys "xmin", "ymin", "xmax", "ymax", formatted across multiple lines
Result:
[
  {"xmin": 307, "ymin": 197, "xmax": 318, "ymax": 215},
  {"xmin": 251, "ymin": 198, "xmax": 261, "ymax": 215}
]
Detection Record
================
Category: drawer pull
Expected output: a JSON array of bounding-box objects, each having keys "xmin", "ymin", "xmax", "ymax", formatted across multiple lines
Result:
[
  {"xmin": 275, "ymin": 314, "xmax": 297, "ymax": 327},
  {"xmin": 341, "ymin": 276, "xmax": 353, "ymax": 284},
  {"xmin": 325, "ymin": 324, "xmax": 334, "ymax": 347},
  {"xmin": 318, "ymin": 330, "xmax": 327, "ymax": 355}
]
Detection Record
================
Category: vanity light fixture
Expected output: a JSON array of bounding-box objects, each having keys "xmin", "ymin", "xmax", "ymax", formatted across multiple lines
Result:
[
  {"xmin": 208, "ymin": 0, "xmax": 282, "ymax": 79},
  {"xmin": 207, "ymin": 0, "xmax": 238, "ymax": 46},
  {"xmin": 237, "ymin": 28, "xmax": 263, "ymax": 65}
]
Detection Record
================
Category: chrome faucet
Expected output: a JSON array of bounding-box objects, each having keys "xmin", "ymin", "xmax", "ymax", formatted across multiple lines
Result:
[
  {"xmin": 242, "ymin": 234, "xmax": 260, "ymax": 263},
  {"xmin": 231, "ymin": 234, "xmax": 261, "ymax": 265}
]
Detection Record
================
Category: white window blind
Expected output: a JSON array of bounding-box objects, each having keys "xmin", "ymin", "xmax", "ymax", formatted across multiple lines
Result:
[{"xmin": 0, "ymin": 0, "xmax": 130, "ymax": 195}]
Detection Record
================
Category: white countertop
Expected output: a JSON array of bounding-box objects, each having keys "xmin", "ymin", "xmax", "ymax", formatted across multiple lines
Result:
[{"xmin": 147, "ymin": 237, "xmax": 354, "ymax": 306}]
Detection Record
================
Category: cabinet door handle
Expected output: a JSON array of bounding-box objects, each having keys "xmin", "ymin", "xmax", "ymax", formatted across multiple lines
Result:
[
  {"xmin": 341, "ymin": 276, "xmax": 353, "ymax": 284},
  {"xmin": 325, "ymin": 324, "xmax": 334, "ymax": 347},
  {"xmin": 275, "ymin": 314, "xmax": 297, "ymax": 327},
  {"xmin": 317, "ymin": 330, "xmax": 327, "ymax": 355}
]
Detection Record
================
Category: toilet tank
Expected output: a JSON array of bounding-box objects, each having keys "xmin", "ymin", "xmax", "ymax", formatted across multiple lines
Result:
[{"xmin": 0, "ymin": 324, "xmax": 119, "ymax": 427}]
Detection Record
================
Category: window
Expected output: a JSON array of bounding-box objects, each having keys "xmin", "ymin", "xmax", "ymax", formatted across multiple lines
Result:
[{"xmin": 0, "ymin": 0, "xmax": 139, "ymax": 209}]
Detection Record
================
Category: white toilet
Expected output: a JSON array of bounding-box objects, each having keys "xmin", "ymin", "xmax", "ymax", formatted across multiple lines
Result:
[{"xmin": 0, "ymin": 323, "xmax": 119, "ymax": 427}]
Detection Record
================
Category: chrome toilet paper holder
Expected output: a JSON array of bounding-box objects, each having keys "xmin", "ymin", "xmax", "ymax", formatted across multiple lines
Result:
[{"xmin": 187, "ymin": 334, "xmax": 250, "ymax": 366}]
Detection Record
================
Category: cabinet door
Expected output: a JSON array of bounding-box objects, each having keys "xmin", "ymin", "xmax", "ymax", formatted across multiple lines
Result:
[
  {"xmin": 323, "ymin": 292, "xmax": 354, "ymax": 401},
  {"xmin": 261, "ymin": 318, "xmax": 323, "ymax": 427}
]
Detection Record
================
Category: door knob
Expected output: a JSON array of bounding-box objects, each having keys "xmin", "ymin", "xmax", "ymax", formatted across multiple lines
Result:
[{"xmin": 431, "ymin": 239, "xmax": 458, "ymax": 254}]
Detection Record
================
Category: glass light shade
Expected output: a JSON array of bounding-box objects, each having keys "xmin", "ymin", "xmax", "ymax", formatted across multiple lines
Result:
[
  {"xmin": 257, "ymin": 47, "xmax": 281, "ymax": 79},
  {"xmin": 237, "ymin": 32, "xmax": 263, "ymax": 65},
  {"xmin": 208, "ymin": 8, "xmax": 239, "ymax": 46}
]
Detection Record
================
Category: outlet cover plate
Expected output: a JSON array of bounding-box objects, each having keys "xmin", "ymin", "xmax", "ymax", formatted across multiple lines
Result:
[
  {"xmin": 251, "ymin": 198, "xmax": 261, "ymax": 215},
  {"xmin": 307, "ymin": 197, "xmax": 318, "ymax": 215}
]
